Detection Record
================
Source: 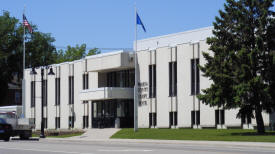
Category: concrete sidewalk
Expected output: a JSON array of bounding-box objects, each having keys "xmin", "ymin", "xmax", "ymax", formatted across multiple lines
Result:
[{"xmin": 67, "ymin": 128, "xmax": 121, "ymax": 140}]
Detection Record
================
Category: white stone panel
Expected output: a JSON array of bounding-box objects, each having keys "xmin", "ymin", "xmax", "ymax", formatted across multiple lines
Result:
[{"xmin": 156, "ymin": 47, "xmax": 170, "ymax": 128}]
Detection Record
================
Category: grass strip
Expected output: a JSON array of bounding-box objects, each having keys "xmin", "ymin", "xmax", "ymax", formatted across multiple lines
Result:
[{"xmin": 111, "ymin": 128, "xmax": 275, "ymax": 142}]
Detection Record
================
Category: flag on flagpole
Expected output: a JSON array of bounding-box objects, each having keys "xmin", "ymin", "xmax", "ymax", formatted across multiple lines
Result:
[
  {"xmin": 23, "ymin": 14, "xmax": 33, "ymax": 33},
  {"xmin": 136, "ymin": 13, "xmax": 146, "ymax": 32}
]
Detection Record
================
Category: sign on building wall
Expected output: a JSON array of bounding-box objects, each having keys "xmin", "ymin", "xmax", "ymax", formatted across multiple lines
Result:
[{"xmin": 138, "ymin": 82, "xmax": 148, "ymax": 106}]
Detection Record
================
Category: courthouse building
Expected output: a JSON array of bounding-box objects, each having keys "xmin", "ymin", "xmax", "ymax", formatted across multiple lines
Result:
[{"xmin": 24, "ymin": 27, "xmax": 275, "ymax": 130}]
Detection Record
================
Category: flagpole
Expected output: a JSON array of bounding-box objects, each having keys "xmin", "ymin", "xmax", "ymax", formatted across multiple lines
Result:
[
  {"xmin": 134, "ymin": 4, "xmax": 138, "ymax": 132},
  {"xmin": 22, "ymin": 5, "xmax": 26, "ymax": 118}
]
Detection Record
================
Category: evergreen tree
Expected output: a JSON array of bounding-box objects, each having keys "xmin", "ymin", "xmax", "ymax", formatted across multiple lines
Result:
[{"xmin": 198, "ymin": 0, "xmax": 275, "ymax": 134}]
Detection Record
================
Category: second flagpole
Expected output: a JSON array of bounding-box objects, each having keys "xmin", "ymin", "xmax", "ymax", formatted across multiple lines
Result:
[{"xmin": 134, "ymin": 4, "xmax": 138, "ymax": 132}]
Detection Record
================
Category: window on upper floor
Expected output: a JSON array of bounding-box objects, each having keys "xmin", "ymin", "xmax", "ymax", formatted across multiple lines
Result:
[
  {"xmin": 169, "ymin": 62, "xmax": 177, "ymax": 97},
  {"xmin": 42, "ymin": 79, "xmax": 47, "ymax": 106},
  {"xmin": 106, "ymin": 69, "xmax": 134, "ymax": 88},
  {"xmin": 82, "ymin": 73, "xmax": 89, "ymax": 90},
  {"xmin": 55, "ymin": 78, "xmax": 60, "ymax": 105},
  {"xmin": 149, "ymin": 64, "xmax": 156, "ymax": 98},
  {"xmin": 68, "ymin": 76, "xmax": 74, "ymax": 104},
  {"xmin": 31, "ymin": 81, "xmax": 36, "ymax": 107},
  {"xmin": 191, "ymin": 58, "xmax": 200, "ymax": 95}
]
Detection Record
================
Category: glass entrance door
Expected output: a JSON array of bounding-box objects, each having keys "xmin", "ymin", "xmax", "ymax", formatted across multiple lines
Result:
[
  {"xmin": 92, "ymin": 100, "xmax": 116, "ymax": 128},
  {"xmin": 91, "ymin": 99, "xmax": 134, "ymax": 128}
]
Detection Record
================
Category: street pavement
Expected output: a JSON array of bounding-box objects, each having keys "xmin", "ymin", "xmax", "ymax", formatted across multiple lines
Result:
[{"xmin": 0, "ymin": 138, "xmax": 275, "ymax": 154}]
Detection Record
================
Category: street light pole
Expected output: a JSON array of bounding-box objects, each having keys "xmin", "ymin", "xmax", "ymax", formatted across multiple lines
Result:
[
  {"xmin": 30, "ymin": 67, "xmax": 54, "ymax": 138},
  {"xmin": 40, "ymin": 68, "xmax": 45, "ymax": 138}
]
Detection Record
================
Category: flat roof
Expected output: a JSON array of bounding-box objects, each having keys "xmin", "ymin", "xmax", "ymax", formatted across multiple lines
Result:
[{"xmin": 135, "ymin": 26, "xmax": 213, "ymax": 51}]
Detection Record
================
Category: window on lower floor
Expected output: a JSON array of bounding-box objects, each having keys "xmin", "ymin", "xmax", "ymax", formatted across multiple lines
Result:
[
  {"xmin": 215, "ymin": 109, "xmax": 225, "ymax": 125},
  {"xmin": 153, "ymin": 113, "xmax": 157, "ymax": 126},
  {"xmin": 149, "ymin": 113, "xmax": 152, "ymax": 127},
  {"xmin": 43, "ymin": 118, "xmax": 47, "ymax": 129},
  {"xmin": 149, "ymin": 113, "xmax": 157, "ymax": 128},
  {"xmin": 191, "ymin": 110, "xmax": 200, "ymax": 126},
  {"xmin": 83, "ymin": 116, "xmax": 89, "ymax": 128},
  {"xmin": 55, "ymin": 117, "xmax": 60, "ymax": 129},
  {"xmin": 241, "ymin": 114, "xmax": 252, "ymax": 124},
  {"xmin": 169, "ymin": 111, "xmax": 178, "ymax": 127},
  {"xmin": 69, "ymin": 116, "xmax": 74, "ymax": 128}
]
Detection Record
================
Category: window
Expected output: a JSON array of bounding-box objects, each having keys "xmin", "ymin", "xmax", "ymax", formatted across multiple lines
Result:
[
  {"xmin": 55, "ymin": 78, "xmax": 60, "ymax": 105},
  {"xmin": 241, "ymin": 114, "xmax": 252, "ymax": 124},
  {"xmin": 169, "ymin": 62, "xmax": 177, "ymax": 97},
  {"xmin": 31, "ymin": 81, "xmax": 36, "ymax": 107},
  {"xmin": 196, "ymin": 111, "xmax": 200, "ymax": 125},
  {"xmin": 153, "ymin": 113, "xmax": 157, "ymax": 126},
  {"xmin": 83, "ymin": 116, "xmax": 89, "ymax": 128},
  {"xmin": 191, "ymin": 111, "xmax": 200, "ymax": 126},
  {"xmin": 43, "ymin": 117, "xmax": 47, "ymax": 129},
  {"xmin": 82, "ymin": 73, "xmax": 89, "ymax": 90},
  {"xmin": 55, "ymin": 117, "xmax": 60, "ymax": 129},
  {"xmin": 191, "ymin": 58, "xmax": 200, "ymax": 95},
  {"xmin": 169, "ymin": 112, "xmax": 177, "ymax": 127},
  {"xmin": 69, "ymin": 76, "xmax": 74, "ymax": 104},
  {"xmin": 107, "ymin": 72, "xmax": 117, "ymax": 87},
  {"xmin": 149, "ymin": 65, "xmax": 156, "ymax": 98},
  {"xmin": 149, "ymin": 113, "xmax": 152, "ymax": 127},
  {"xmin": 215, "ymin": 109, "xmax": 225, "ymax": 125},
  {"xmin": 191, "ymin": 111, "xmax": 195, "ymax": 125},
  {"xmin": 69, "ymin": 116, "xmax": 74, "ymax": 128},
  {"xmin": 106, "ymin": 70, "xmax": 134, "ymax": 88},
  {"xmin": 41, "ymin": 80, "xmax": 48, "ymax": 106},
  {"xmin": 174, "ymin": 112, "xmax": 178, "ymax": 126}
]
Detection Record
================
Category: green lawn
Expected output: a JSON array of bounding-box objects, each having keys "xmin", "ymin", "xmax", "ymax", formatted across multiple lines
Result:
[{"xmin": 111, "ymin": 128, "xmax": 275, "ymax": 142}]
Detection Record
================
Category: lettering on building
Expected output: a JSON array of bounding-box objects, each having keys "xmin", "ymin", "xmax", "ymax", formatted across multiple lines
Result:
[{"xmin": 138, "ymin": 82, "xmax": 148, "ymax": 106}]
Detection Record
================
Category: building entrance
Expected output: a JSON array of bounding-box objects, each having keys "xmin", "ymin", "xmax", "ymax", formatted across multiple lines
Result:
[{"xmin": 91, "ymin": 99, "xmax": 133, "ymax": 128}]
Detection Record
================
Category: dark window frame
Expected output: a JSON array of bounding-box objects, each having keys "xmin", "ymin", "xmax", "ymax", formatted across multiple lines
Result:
[
  {"xmin": 169, "ymin": 62, "xmax": 177, "ymax": 97},
  {"xmin": 153, "ymin": 112, "xmax": 157, "ymax": 126},
  {"xmin": 149, "ymin": 65, "xmax": 156, "ymax": 98},
  {"xmin": 69, "ymin": 76, "xmax": 74, "ymax": 104},
  {"xmin": 191, "ymin": 58, "xmax": 200, "ymax": 95},
  {"xmin": 55, "ymin": 117, "xmax": 60, "ymax": 129},
  {"xmin": 55, "ymin": 78, "xmax": 60, "ymax": 105},
  {"xmin": 149, "ymin": 113, "xmax": 152, "ymax": 127},
  {"xmin": 31, "ymin": 81, "xmax": 36, "ymax": 107},
  {"xmin": 215, "ymin": 109, "xmax": 225, "ymax": 125}
]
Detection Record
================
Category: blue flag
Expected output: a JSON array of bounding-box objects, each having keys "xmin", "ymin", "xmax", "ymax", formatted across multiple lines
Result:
[{"xmin": 136, "ymin": 13, "xmax": 146, "ymax": 32}]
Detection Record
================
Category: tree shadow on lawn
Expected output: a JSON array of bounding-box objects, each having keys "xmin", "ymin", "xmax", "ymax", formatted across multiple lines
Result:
[{"xmin": 231, "ymin": 132, "xmax": 275, "ymax": 136}]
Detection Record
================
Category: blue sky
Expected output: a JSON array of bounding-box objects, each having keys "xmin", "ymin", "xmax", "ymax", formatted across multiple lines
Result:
[{"xmin": 2, "ymin": 0, "xmax": 227, "ymax": 52}]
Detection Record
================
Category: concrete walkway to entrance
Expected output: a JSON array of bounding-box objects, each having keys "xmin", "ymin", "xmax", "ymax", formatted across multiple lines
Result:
[{"xmin": 69, "ymin": 128, "xmax": 121, "ymax": 140}]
